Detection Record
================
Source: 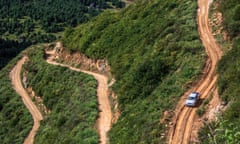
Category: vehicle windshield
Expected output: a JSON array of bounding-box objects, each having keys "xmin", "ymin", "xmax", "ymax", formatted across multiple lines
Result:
[{"xmin": 187, "ymin": 96, "xmax": 195, "ymax": 100}]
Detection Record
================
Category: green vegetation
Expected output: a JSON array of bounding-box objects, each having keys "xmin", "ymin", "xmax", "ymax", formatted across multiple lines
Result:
[
  {"xmin": 0, "ymin": 0, "xmax": 124, "ymax": 33},
  {"xmin": 0, "ymin": 54, "xmax": 33, "ymax": 144},
  {"xmin": 0, "ymin": 38, "xmax": 28, "ymax": 69},
  {"xmin": 63, "ymin": 0, "xmax": 205, "ymax": 143},
  {"xmin": 218, "ymin": 0, "xmax": 240, "ymax": 38},
  {"xmin": 199, "ymin": 117, "xmax": 240, "ymax": 144},
  {"xmin": 199, "ymin": 0, "xmax": 240, "ymax": 143},
  {"xmin": 197, "ymin": 94, "xmax": 212, "ymax": 116},
  {"xmin": 0, "ymin": 0, "xmax": 124, "ymax": 69},
  {"xmin": 199, "ymin": 37, "xmax": 240, "ymax": 143},
  {"xmin": 0, "ymin": 1, "xmax": 125, "ymax": 143},
  {"xmin": 23, "ymin": 46, "xmax": 99, "ymax": 144}
]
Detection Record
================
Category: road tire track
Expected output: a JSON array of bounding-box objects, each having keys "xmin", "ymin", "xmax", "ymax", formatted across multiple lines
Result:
[{"xmin": 168, "ymin": 0, "xmax": 222, "ymax": 143}]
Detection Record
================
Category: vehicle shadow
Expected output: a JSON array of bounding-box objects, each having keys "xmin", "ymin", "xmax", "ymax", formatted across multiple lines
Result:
[{"xmin": 195, "ymin": 98, "xmax": 203, "ymax": 107}]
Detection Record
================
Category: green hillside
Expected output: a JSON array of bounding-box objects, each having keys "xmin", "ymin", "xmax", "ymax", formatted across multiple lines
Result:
[
  {"xmin": 63, "ymin": 0, "xmax": 205, "ymax": 143},
  {"xmin": 199, "ymin": 0, "xmax": 240, "ymax": 143},
  {"xmin": 0, "ymin": 0, "xmax": 123, "ymax": 143},
  {"xmin": 0, "ymin": 54, "xmax": 33, "ymax": 144},
  {"xmin": 24, "ymin": 46, "xmax": 99, "ymax": 144},
  {"xmin": 0, "ymin": 0, "xmax": 123, "ymax": 69},
  {"xmin": 0, "ymin": 0, "xmax": 239, "ymax": 143}
]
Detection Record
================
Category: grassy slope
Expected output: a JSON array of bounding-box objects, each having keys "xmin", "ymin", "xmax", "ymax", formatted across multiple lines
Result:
[
  {"xmin": 199, "ymin": 0, "xmax": 240, "ymax": 143},
  {"xmin": 63, "ymin": 0, "xmax": 205, "ymax": 143},
  {"xmin": 0, "ymin": 1, "xmax": 122, "ymax": 143},
  {"xmin": 0, "ymin": 54, "xmax": 33, "ymax": 144},
  {"xmin": 23, "ymin": 46, "xmax": 99, "ymax": 144}
]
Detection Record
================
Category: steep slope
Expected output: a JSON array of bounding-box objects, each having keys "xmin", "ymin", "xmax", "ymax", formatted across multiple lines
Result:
[
  {"xmin": 0, "ymin": 55, "xmax": 33, "ymax": 144},
  {"xmin": 168, "ymin": 0, "xmax": 222, "ymax": 143},
  {"xmin": 23, "ymin": 46, "xmax": 99, "ymax": 143},
  {"xmin": 10, "ymin": 57, "xmax": 43, "ymax": 144},
  {"xmin": 199, "ymin": 0, "xmax": 240, "ymax": 143},
  {"xmin": 45, "ymin": 47, "xmax": 112, "ymax": 144},
  {"xmin": 62, "ymin": 0, "xmax": 205, "ymax": 143}
]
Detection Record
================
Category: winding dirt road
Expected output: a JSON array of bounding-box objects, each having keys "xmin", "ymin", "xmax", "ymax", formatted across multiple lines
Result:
[
  {"xmin": 168, "ymin": 0, "xmax": 222, "ymax": 144},
  {"xmin": 10, "ymin": 1, "xmax": 219, "ymax": 143},
  {"xmin": 10, "ymin": 57, "xmax": 43, "ymax": 144},
  {"xmin": 46, "ymin": 50, "xmax": 112, "ymax": 144}
]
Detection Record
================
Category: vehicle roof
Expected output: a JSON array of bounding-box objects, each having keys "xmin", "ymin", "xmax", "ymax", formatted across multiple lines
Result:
[{"xmin": 188, "ymin": 92, "xmax": 199, "ymax": 97}]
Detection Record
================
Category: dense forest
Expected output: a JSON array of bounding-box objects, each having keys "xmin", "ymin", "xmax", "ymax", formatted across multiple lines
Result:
[
  {"xmin": 0, "ymin": 0, "xmax": 124, "ymax": 33},
  {"xmin": 63, "ymin": 0, "xmax": 205, "ymax": 143},
  {"xmin": 199, "ymin": 0, "xmax": 240, "ymax": 143},
  {"xmin": 0, "ymin": 0, "xmax": 124, "ymax": 69},
  {"xmin": 0, "ymin": 36, "xmax": 55, "ymax": 69},
  {"xmin": 24, "ymin": 46, "xmax": 99, "ymax": 144}
]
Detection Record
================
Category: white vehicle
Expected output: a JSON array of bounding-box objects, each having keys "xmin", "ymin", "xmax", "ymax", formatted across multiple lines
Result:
[{"xmin": 185, "ymin": 92, "xmax": 200, "ymax": 106}]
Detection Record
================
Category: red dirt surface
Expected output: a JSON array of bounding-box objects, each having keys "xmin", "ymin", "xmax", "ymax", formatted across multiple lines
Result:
[{"xmin": 167, "ymin": 0, "xmax": 222, "ymax": 143}]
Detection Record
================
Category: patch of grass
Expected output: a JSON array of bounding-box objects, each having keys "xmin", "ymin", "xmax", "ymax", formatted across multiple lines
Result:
[
  {"xmin": 197, "ymin": 93, "xmax": 212, "ymax": 117},
  {"xmin": 197, "ymin": 106, "xmax": 206, "ymax": 116}
]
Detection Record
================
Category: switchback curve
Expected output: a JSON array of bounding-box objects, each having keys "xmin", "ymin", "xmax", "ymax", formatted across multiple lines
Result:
[
  {"xmin": 46, "ymin": 49, "xmax": 112, "ymax": 144},
  {"xmin": 167, "ymin": 0, "xmax": 222, "ymax": 143},
  {"xmin": 10, "ymin": 56, "xmax": 43, "ymax": 144}
]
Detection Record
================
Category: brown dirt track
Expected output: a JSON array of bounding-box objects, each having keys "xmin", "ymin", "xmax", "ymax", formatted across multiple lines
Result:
[
  {"xmin": 10, "ymin": 48, "xmax": 112, "ymax": 144},
  {"xmin": 10, "ymin": 57, "xmax": 43, "ymax": 144},
  {"xmin": 46, "ymin": 49, "xmax": 112, "ymax": 144},
  {"xmin": 167, "ymin": 0, "xmax": 222, "ymax": 144},
  {"xmin": 9, "ymin": 0, "xmax": 222, "ymax": 143}
]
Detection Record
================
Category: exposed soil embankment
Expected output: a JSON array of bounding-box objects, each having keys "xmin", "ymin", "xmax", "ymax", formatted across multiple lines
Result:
[
  {"xmin": 45, "ymin": 43, "xmax": 118, "ymax": 144},
  {"xmin": 10, "ymin": 45, "xmax": 117, "ymax": 144},
  {"xmin": 47, "ymin": 42, "xmax": 112, "ymax": 77}
]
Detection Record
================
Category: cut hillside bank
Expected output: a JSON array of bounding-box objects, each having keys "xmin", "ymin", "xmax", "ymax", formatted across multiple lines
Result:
[
  {"xmin": 62, "ymin": 0, "xmax": 205, "ymax": 143},
  {"xmin": 45, "ymin": 44, "xmax": 113, "ymax": 144},
  {"xmin": 23, "ymin": 46, "xmax": 99, "ymax": 144},
  {"xmin": 199, "ymin": 0, "xmax": 240, "ymax": 143}
]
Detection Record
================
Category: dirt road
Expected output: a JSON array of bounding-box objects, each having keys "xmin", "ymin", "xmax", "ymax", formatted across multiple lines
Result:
[
  {"xmin": 46, "ymin": 50, "xmax": 112, "ymax": 144},
  {"xmin": 168, "ymin": 0, "xmax": 222, "ymax": 144},
  {"xmin": 10, "ymin": 57, "xmax": 43, "ymax": 144}
]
